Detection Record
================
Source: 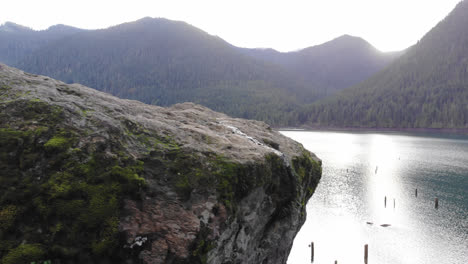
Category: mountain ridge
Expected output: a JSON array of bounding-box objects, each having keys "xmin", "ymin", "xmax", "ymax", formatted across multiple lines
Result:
[
  {"xmin": 0, "ymin": 22, "xmax": 35, "ymax": 32},
  {"xmin": 0, "ymin": 21, "xmax": 85, "ymax": 65},
  {"xmin": 1, "ymin": 17, "xmax": 400, "ymax": 125},
  {"xmin": 239, "ymin": 34, "xmax": 403, "ymax": 97},
  {"xmin": 299, "ymin": 0, "xmax": 468, "ymax": 129},
  {"xmin": 15, "ymin": 17, "xmax": 311, "ymax": 125}
]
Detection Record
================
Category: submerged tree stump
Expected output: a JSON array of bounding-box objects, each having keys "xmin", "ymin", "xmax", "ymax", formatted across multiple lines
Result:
[{"xmin": 364, "ymin": 244, "xmax": 368, "ymax": 264}]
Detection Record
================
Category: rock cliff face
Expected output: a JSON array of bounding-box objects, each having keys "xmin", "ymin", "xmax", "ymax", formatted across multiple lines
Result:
[{"xmin": 0, "ymin": 64, "xmax": 321, "ymax": 264}]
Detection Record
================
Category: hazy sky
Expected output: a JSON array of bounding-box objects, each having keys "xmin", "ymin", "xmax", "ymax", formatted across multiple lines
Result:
[{"xmin": 0, "ymin": 0, "xmax": 461, "ymax": 52}]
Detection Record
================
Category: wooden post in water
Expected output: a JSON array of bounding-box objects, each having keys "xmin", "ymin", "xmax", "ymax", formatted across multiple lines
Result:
[
  {"xmin": 384, "ymin": 196, "xmax": 387, "ymax": 208},
  {"xmin": 393, "ymin": 198, "xmax": 395, "ymax": 208},
  {"xmin": 364, "ymin": 244, "xmax": 368, "ymax": 264},
  {"xmin": 309, "ymin": 242, "xmax": 314, "ymax": 263},
  {"xmin": 415, "ymin": 188, "xmax": 418, "ymax": 197},
  {"xmin": 335, "ymin": 261, "xmax": 338, "ymax": 264},
  {"xmin": 435, "ymin": 198, "xmax": 439, "ymax": 209}
]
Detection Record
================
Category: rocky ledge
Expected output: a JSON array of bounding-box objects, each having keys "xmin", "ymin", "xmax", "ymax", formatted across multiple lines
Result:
[{"xmin": 0, "ymin": 64, "xmax": 321, "ymax": 264}]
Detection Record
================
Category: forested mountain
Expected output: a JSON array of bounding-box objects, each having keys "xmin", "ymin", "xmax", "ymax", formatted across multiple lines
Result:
[
  {"xmin": 0, "ymin": 22, "xmax": 83, "ymax": 65},
  {"xmin": 299, "ymin": 1, "xmax": 468, "ymax": 129},
  {"xmin": 240, "ymin": 35, "xmax": 402, "ymax": 97},
  {"xmin": 3, "ymin": 17, "xmax": 398, "ymax": 125},
  {"xmin": 15, "ymin": 18, "xmax": 315, "ymax": 125}
]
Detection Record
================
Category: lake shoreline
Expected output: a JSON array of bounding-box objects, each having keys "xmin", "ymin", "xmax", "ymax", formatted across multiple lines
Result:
[{"xmin": 277, "ymin": 126, "xmax": 468, "ymax": 135}]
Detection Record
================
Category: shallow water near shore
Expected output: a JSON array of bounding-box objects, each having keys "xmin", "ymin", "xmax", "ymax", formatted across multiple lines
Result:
[{"xmin": 282, "ymin": 131, "xmax": 468, "ymax": 264}]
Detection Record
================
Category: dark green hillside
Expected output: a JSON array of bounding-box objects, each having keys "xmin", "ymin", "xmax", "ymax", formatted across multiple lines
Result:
[
  {"xmin": 300, "ymin": 1, "xmax": 468, "ymax": 129},
  {"xmin": 16, "ymin": 18, "xmax": 313, "ymax": 125},
  {"xmin": 0, "ymin": 22, "xmax": 83, "ymax": 65},
  {"xmin": 11, "ymin": 17, "xmax": 400, "ymax": 126}
]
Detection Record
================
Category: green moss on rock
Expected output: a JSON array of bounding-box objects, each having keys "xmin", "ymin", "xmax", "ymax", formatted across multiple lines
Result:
[
  {"xmin": 0, "ymin": 100, "xmax": 148, "ymax": 262},
  {"xmin": 0, "ymin": 73, "xmax": 322, "ymax": 263},
  {"xmin": 44, "ymin": 135, "xmax": 72, "ymax": 152},
  {"xmin": 191, "ymin": 228, "xmax": 216, "ymax": 264},
  {"xmin": 0, "ymin": 205, "xmax": 18, "ymax": 232},
  {"xmin": 1, "ymin": 244, "xmax": 45, "ymax": 264},
  {"xmin": 169, "ymin": 150, "xmax": 292, "ymax": 215},
  {"xmin": 292, "ymin": 148, "xmax": 321, "ymax": 185}
]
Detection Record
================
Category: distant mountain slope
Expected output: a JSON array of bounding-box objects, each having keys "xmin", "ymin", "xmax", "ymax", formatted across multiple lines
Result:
[
  {"xmin": 300, "ymin": 1, "xmax": 468, "ymax": 129},
  {"xmin": 16, "ymin": 18, "xmax": 318, "ymax": 125},
  {"xmin": 0, "ymin": 22, "xmax": 83, "ymax": 65},
  {"xmin": 240, "ymin": 35, "xmax": 401, "ymax": 97},
  {"xmin": 8, "ymin": 17, "xmax": 403, "ymax": 125},
  {"xmin": 14, "ymin": 18, "xmax": 400, "ymax": 125}
]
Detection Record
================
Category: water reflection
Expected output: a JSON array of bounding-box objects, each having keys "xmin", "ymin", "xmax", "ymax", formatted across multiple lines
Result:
[
  {"xmin": 365, "ymin": 134, "xmax": 406, "ymax": 230},
  {"xmin": 283, "ymin": 131, "xmax": 468, "ymax": 264}
]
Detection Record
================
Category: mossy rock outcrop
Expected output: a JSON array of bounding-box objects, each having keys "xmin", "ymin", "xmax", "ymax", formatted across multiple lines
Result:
[{"xmin": 0, "ymin": 64, "xmax": 321, "ymax": 264}]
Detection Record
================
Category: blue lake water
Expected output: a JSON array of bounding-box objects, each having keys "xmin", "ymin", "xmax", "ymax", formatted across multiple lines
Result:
[{"xmin": 282, "ymin": 131, "xmax": 468, "ymax": 264}]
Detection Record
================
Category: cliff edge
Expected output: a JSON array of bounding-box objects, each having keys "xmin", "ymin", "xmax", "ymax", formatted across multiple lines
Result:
[{"xmin": 0, "ymin": 64, "xmax": 321, "ymax": 264}]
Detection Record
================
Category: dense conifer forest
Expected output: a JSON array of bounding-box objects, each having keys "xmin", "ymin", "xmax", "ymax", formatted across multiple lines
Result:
[
  {"xmin": 1, "ymin": 18, "xmax": 396, "ymax": 126},
  {"xmin": 2, "ymin": 1, "xmax": 467, "ymax": 129},
  {"xmin": 298, "ymin": 1, "xmax": 468, "ymax": 129}
]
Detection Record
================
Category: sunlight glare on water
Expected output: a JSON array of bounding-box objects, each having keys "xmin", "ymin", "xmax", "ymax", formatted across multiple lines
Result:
[{"xmin": 282, "ymin": 131, "xmax": 468, "ymax": 264}]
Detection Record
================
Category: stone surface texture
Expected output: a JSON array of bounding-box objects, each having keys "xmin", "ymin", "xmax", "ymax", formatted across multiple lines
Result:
[{"xmin": 0, "ymin": 64, "xmax": 321, "ymax": 264}]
